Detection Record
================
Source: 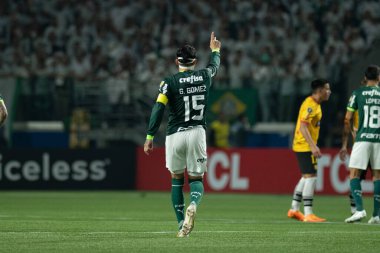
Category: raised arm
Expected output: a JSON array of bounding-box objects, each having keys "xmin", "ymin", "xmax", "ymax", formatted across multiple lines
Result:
[
  {"xmin": 206, "ymin": 32, "xmax": 221, "ymax": 78},
  {"xmin": 210, "ymin": 32, "xmax": 221, "ymax": 51}
]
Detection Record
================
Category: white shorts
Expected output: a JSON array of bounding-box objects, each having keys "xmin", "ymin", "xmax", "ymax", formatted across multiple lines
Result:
[
  {"xmin": 349, "ymin": 142, "xmax": 380, "ymax": 170},
  {"xmin": 165, "ymin": 126, "xmax": 207, "ymax": 176}
]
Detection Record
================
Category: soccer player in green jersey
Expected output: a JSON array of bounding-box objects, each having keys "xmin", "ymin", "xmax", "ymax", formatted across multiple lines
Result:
[
  {"xmin": 339, "ymin": 80, "xmax": 372, "ymax": 215},
  {"xmin": 144, "ymin": 32, "xmax": 221, "ymax": 237},
  {"xmin": 342, "ymin": 65, "xmax": 380, "ymax": 224}
]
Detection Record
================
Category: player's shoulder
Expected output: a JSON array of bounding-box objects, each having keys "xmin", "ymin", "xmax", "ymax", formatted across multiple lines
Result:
[
  {"xmin": 352, "ymin": 86, "xmax": 366, "ymax": 93},
  {"xmin": 159, "ymin": 74, "xmax": 177, "ymax": 89},
  {"xmin": 184, "ymin": 68, "xmax": 210, "ymax": 79},
  {"xmin": 162, "ymin": 74, "xmax": 176, "ymax": 83},
  {"xmin": 351, "ymin": 85, "xmax": 379, "ymax": 94},
  {"xmin": 300, "ymin": 96, "xmax": 319, "ymax": 112},
  {"xmin": 158, "ymin": 75, "xmax": 175, "ymax": 94},
  {"xmin": 200, "ymin": 67, "xmax": 213, "ymax": 78},
  {"xmin": 301, "ymin": 96, "xmax": 318, "ymax": 107}
]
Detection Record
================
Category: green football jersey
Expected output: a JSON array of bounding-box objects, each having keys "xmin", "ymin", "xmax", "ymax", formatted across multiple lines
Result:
[
  {"xmin": 347, "ymin": 85, "xmax": 380, "ymax": 142},
  {"xmin": 147, "ymin": 51, "xmax": 220, "ymax": 136}
]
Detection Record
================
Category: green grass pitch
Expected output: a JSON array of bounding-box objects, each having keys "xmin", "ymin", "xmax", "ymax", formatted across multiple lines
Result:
[{"xmin": 0, "ymin": 191, "xmax": 379, "ymax": 253}]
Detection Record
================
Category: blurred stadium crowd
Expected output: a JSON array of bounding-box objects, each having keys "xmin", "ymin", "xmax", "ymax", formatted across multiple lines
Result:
[{"xmin": 0, "ymin": 0, "xmax": 379, "ymax": 147}]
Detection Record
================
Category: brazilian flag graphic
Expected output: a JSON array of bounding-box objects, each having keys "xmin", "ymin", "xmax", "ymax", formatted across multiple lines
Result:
[{"xmin": 207, "ymin": 88, "xmax": 258, "ymax": 125}]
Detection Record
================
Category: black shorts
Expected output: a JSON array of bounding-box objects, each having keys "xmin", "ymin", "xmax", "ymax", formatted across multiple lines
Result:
[{"xmin": 295, "ymin": 151, "xmax": 317, "ymax": 174}]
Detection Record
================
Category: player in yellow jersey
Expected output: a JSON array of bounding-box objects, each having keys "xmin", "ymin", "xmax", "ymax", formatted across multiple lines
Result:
[
  {"xmin": 287, "ymin": 79, "xmax": 331, "ymax": 222},
  {"xmin": 209, "ymin": 113, "xmax": 230, "ymax": 148}
]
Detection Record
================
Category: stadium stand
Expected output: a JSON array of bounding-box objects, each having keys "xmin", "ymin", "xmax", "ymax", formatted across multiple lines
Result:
[{"xmin": 0, "ymin": 0, "xmax": 379, "ymax": 147}]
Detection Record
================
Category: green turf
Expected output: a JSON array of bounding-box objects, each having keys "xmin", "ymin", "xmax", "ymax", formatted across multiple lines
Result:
[{"xmin": 0, "ymin": 191, "xmax": 379, "ymax": 253}]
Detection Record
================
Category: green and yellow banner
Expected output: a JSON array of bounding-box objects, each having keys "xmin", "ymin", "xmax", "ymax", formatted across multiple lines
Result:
[{"xmin": 207, "ymin": 88, "xmax": 258, "ymax": 124}]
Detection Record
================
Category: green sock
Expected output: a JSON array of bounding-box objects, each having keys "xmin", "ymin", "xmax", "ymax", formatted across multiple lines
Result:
[
  {"xmin": 373, "ymin": 180, "xmax": 380, "ymax": 217},
  {"xmin": 189, "ymin": 178, "xmax": 204, "ymax": 207},
  {"xmin": 171, "ymin": 178, "xmax": 185, "ymax": 228},
  {"xmin": 350, "ymin": 178, "xmax": 363, "ymax": 211}
]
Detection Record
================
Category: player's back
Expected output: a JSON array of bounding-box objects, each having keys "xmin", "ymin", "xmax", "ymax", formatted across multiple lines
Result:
[
  {"xmin": 163, "ymin": 68, "xmax": 212, "ymax": 135},
  {"xmin": 348, "ymin": 85, "xmax": 380, "ymax": 142}
]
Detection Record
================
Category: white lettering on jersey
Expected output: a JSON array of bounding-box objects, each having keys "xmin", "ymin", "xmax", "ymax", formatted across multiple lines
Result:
[
  {"xmin": 159, "ymin": 82, "xmax": 168, "ymax": 94},
  {"xmin": 360, "ymin": 133, "xmax": 380, "ymax": 139},
  {"xmin": 365, "ymin": 98, "xmax": 380, "ymax": 104},
  {"xmin": 179, "ymin": 75, "xmax": 204, "ymax": 84},
  {"xmin": 186, "ymin": 85, "xmax": 206, "ymax": 94},
  {"xmin": 362, "ymin": 89, "xmax": 380, "ymax": 96}
]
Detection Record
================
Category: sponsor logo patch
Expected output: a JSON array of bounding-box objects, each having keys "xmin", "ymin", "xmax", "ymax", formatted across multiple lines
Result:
[{"xmin": 196, "ymin": 158, "xmax": 207, "ymax": 163}]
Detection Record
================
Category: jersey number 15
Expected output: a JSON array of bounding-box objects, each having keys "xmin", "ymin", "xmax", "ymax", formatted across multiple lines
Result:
[{"xmin": 183, "ymin": 95, "xmax": 205, "ymax": 122}]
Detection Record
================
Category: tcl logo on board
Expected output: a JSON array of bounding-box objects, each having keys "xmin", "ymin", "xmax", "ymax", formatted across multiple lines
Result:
[
  {"xmin": 207, "ymin": 151, "xmax": 249, "ymax": 191},
  {"xmin": 205, "ymin": 150, "xmax": 373, "ymax": 193},
  {"xmin": 0, "ymin": 153, "xmax": 108, "ymax": 182},
  {"xmin": 136, "ymin": 148, "xmax": 371, "ymax": 194},
  {"xmin": 317, "ymin": 154, "xmax": 373, "ymax": 193}
]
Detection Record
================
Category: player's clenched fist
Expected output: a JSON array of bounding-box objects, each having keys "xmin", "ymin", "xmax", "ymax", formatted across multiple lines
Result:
[
  {"xmin": 210, "ymin": 32, "xmax": 221, "ymax": 51},
  {"xmin": 144, "ymin": 139, "xmax": 153, "ymax": 155}
]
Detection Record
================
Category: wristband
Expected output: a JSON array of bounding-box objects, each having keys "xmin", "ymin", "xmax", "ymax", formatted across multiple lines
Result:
[{"xmin": 146, "ymin": 135, "xmax": 154, "ymax": 140}]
